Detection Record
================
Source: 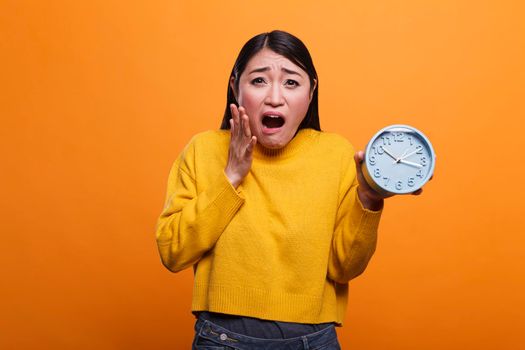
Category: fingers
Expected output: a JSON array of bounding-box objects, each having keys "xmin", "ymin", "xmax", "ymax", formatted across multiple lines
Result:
[
  {"xmin": 230, "ymin": 103, "xmax": 239, "ymax": 122},
  {"xmin": 225, "ymin": 105, "xmax": 256, "ymax": 187},
  {"xmin": 230, "ymin": 104, "xmax": 240, "ymax": 138},
  {"xmin": 246, "ymin": 136, "xmax": 257, "ymax": 153},
  {"xmin": 354, "ymin": 150, "xmax": 366, "ymax": 181},
  {"xmin": 238, "ymin": 106, "xmax": 244, "ymax": 139},
  {"xmin": 354, "ymin": 150, "xmax": 385, "ymax": 199},
  {"xmin": 354, "ymin": 149, "xmax": 426, "ymax": 197},
  {"xmin": 240, "ymin": 108, "xmax": 251, "ymax": 138},
  {"xmin": 229, "ymin": 104, "xmax": 255, "ymax": 158},
  {"xmin": 230, "ymin": 104, "xmax": 253, "ymax": 141},
  {"xmin": 354, "ymin": 150, "xmax": 364, "ymax": 164},
  {"xmin": 411, "ymin": 174, "xmax": 432, "ymax": 195},
  {"xmin": 229, "ymin": 118, "xmax": 234, "ymax": 135}
]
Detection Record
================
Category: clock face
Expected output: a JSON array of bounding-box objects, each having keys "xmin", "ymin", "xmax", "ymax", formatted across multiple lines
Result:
[{"xmin": 363, "ymin": 125, "xmax": 435, "ymax": 195}]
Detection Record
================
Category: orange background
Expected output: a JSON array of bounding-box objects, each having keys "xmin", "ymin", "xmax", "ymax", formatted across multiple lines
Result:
[{"xmin": 1, "ymin": 1, "xmax": 524, "ymax": 349}]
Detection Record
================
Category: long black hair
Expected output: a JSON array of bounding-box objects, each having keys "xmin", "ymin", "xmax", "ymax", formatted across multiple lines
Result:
[{"xmin": 220, "ymin": 30, "xmax": 320, "ymax": 131}]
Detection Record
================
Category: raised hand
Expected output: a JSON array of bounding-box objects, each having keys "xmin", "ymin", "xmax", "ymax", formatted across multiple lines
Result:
[{"xmin": 224, "ymin": 104, "xmax": 257, "ymax": 188}]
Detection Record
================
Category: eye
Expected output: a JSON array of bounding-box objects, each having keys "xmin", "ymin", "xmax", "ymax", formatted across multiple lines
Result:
[
  {"xmin": 285, "ymin": 79, "xmax": 299, "ymax": 87},
  {"xmin": 251, "ymin": 77, "xmax": 266, "ymax": 85}
]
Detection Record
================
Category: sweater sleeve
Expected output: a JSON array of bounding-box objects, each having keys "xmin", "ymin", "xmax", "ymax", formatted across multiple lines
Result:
[
  {"xmin": 155, "ymin": 140, "xmax": 245, "ymax": 273},
  {"xmin": 327, "ymin": 146, "xmax": 383, "ymax": 284}
]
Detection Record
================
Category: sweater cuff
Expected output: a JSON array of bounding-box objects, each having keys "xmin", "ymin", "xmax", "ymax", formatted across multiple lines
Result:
[
  {"xmin": 351, "ymin": 189, "xmax": 383, "ymax": 231},
  {"xmin": 355, "ymin": 186, "xmax": 383, "ymax": 213},
  {"xmin": 206, "ymin": 170, "xmax": 246, "ymax": 217}
]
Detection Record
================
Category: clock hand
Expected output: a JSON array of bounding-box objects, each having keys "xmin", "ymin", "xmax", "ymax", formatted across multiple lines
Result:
[
  {"xmin": 393, "ymin": 148, "xmax": 410, "ymax": 164},
  {"xmin": 399, "ymin": 159, "xmax": 423, "ymax": 168},
  {"xmin": 398, "ymin": 148, "xmax": 420, "ymax": 161},
  {"xmin": 381, "ymin": 147, "xmax": 399, "ymax": 162}
]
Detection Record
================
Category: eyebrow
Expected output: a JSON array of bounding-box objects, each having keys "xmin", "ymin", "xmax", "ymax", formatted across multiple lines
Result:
[{"xmin": 248, "ymin": 66, "xmax": 303, "ymax": 76}]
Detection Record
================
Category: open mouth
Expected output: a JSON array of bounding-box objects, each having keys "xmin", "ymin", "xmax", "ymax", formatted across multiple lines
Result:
[{"xmin": 262, "ymin": 115, "xmax": 285, "ymax": 129}]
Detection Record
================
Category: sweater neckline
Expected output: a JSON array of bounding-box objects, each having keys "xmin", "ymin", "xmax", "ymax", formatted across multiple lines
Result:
[{"xmin": 252, "ymin": 129, "xmax": 318, "ymax": 161}]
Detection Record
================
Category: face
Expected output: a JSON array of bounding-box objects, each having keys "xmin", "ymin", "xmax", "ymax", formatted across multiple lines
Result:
[{"xmin": 231, "ymin": 48, "xmax": 316, "ymax": 149}]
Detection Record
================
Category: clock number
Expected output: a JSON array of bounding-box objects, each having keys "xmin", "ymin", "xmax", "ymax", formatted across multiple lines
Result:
[
  {"xmin": 408, "ymin": 177, "xmax": 415, "ymax": 187},
  {"xmin": 374, "ymin": 168, "xmax": 381, "ymax": 178},
  {"xmin": 416, "ymin": 145, "xmax": 423, "ymax": 154},
  {"xmin": 396, "ymin": 181, "xmax": 403, "ymax": 190},
  {"xmin": 416, "ymin": 169, "xmax": 424, "ymax": 178},
  {"xmin": 380, "ymin": 136, "xmax": 391, "ymax": 146},
  {"xmin": 369, "ymin": 155, "xmax": 376, "ymax": 165},
  {"xmin": 407, "ymin": 136, "xmax": 414, "ymax": 145},
  {"xmin": 393, "ymin": 132, "xmax": 405, "ymax": 142},
  {"xmin": 383, "ymin": 177, "xmax": 390, "ymax": 186},
  {"xmin": 372, "ymin": 145, "xmax": 385, "ymax": 155},
  {"xmin": 420, "ymin": 156, "xmax": 428, "ymax": 166}
]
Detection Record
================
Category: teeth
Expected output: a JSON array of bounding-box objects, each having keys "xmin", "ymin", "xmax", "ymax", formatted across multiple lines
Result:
[{"xmin": 266, "ymin": 115, "xmax": 281, "ymax": 118}]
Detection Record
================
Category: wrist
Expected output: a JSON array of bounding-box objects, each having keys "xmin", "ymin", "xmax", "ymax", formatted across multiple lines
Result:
[
  {"xmin": 224, "ymin": 169, "xmax": 242, "ymax": 189},
  {"xmin": 357, "ymin": 186, "xmax": 384, "ymax": 211}
]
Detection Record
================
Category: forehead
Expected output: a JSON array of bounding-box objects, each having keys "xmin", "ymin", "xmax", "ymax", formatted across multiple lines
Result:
[{"xmin": 245, "ymin": 48, "xmax": 304, "ymax": 73}]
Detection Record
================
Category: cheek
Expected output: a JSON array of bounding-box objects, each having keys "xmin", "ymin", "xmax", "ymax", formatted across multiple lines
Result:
[
  {"xmin": 238, "ymin": 91, "xmax": 262, "ymax": 131},
  {"xmin": 238, "ymin": 89, "xmax": 263, "ymax": 111},
  {"xmin": 241, "ymin": 100, "xmax": 259, "ymax": 128},
  {"xmin": 289, "ymin": 93, "xmax": 311, "ymax": 118}
]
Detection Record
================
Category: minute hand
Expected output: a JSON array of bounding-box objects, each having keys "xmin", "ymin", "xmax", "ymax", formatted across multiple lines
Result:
[
  {"xmin": 399, "ymin": 159, "xmax": 423, "ymax": 168},
  {"xmin": 398, "ymin": 148, "xmax": 421, "ymax": 161}
]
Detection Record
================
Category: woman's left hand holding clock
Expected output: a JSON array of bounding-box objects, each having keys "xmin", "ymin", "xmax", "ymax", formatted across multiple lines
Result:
[{"xmin": 353, "ymin": 150, "xmax": 424, "ymax": 211}]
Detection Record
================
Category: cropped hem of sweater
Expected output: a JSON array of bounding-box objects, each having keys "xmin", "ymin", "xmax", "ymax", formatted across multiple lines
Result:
[
  {"xmin": 195, "ymin": 311, "xmax": 334, "ymax": 339},
  {"xmin": 155, "ymin": 128, "xmax": 383, "ymax": 326}
]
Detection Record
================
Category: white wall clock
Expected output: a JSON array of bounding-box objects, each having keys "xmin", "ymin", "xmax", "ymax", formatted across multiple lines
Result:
[{"xmin": 362, "ymin": 124, "xmax": 436, "ymax": 196}]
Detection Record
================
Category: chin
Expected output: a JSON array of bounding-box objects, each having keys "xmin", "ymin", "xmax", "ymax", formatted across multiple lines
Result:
[
  {"xmin": 259, "ymin": 135, "xmax": 290, "ymax": 150},
  {"xmin": 261, "ymin": 143, "xmax": 284, "ymax": 150},
  {"xmin": 258, "ymin": 131, "xmax": 293, "ymax": 149},
  {"xmin": 258, "ymin": 140, "xmax": 279, "ymax": 149}
]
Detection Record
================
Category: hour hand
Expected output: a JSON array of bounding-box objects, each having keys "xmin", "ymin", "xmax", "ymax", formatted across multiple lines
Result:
[
  {"xmin": 382, "ymin": 147, "xmax": 399, "ymax": 161},
  {"xmin": 399, "ymin": 159, "xmax": 423, "ymax": 168}
]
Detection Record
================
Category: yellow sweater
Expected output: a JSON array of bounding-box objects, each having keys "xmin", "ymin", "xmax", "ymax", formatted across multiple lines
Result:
[{"xmin": 155, "ymin": 128, "xmax": 382, "ymax": 325}]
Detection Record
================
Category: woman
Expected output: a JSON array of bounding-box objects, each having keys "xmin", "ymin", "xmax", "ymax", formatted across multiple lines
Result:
[{"xmin": 155, "ymin": 30, "xmax": 418, "ymax": 349}]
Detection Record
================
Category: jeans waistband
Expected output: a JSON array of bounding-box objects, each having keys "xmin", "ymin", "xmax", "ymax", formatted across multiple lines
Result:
[{"xmin": 195, "ymin": 318, "xmax": 338, "ymax": 350}]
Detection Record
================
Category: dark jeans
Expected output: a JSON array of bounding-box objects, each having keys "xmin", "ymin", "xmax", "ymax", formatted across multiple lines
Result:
[{"xmin": 192, "ymin": 318, "xmax": 341, "ymax": 349}]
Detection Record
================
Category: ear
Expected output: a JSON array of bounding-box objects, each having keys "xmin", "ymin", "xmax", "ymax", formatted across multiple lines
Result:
[
  {"xmin": 309, "ymin": 78, "xmax": 318, "ymax": 101},
  {"xmin": 230, "ymin": 76, "xmax": 237, "ymax": 101}
]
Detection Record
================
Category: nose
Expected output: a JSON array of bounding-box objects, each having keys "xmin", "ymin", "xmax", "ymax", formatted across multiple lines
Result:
[{"xmin": 264, "ymin": 84, "xmax": 284, "ymax": 106}]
